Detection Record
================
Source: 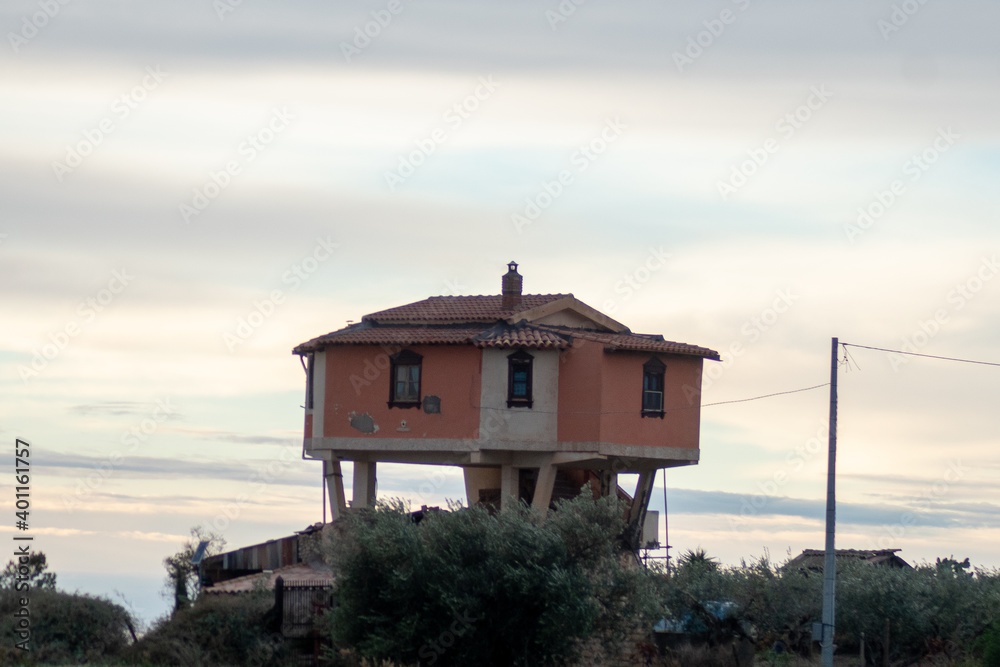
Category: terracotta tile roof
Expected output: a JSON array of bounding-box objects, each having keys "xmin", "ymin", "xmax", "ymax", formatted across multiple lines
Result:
[
  {"xmin": 292, "ymin": 294, "xmax": 719, "ymax": 360},
  {"xmin": 364, "ymin": 294, "xmax": 570, "ymax": 324},
  {"xmin": 293, "ymin": 325, "xmax": 487, "ymax": 352},
  {"xmin": 539, "ymin": 326, "xmax": 721, "ymax": 360},
  {"xmin": 293, "ymin": 323, "xmax": 573, "ymax": 353},
  {"xmin": 472, "ymin": 323, "xmax": 572, "ymax": 349}
]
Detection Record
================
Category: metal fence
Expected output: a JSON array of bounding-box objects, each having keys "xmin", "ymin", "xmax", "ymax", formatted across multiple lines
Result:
[{"xmin": 275, "ymin": 577, "xmax": 334, "ymax": 638}]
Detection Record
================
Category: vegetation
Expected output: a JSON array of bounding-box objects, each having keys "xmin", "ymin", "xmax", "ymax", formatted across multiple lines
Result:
[
  {"xmin": 125, "ymin": 588, "xmax": 290, "ymax": 667},
  {"xmin": 162, "ymin": 525, "xmax": 226, "ymax": 614},
  {"xmin": 661, "ymin": 550, "xmax": 1000, "ymax": 665},
  {"xmin": 323, "ymin": 494, "xmax": 665, "ymax": 666},
  {"xmin": 0, "ymin": 552, "xmax": 57, "ymax": 591},
  {"xmin": 4, "ymin": 531, "xmax": 999, "ymax": 666},
  {"xmin": 0, "ymin": 551, "xmax": 137, "ymax": 666}
]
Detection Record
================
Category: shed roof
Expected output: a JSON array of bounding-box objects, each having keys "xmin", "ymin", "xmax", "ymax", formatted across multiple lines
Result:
[{"xmin": 784, "ymin": 549, "xmax": 911, "ymax": 572}]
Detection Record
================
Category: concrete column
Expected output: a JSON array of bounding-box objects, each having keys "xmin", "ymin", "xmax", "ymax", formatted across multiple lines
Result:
[
  {"xmin": 352, "ymin": 461, "xmax": 377, "ymax": 509},
  {"xmin": 531, "ymin": 459, "xmax": 557, "ymax": 516},
  {"xmin": 463, "ymin": 467, "xmax": 501, "ymax": 507},
  {"xmin": 500, "ymin": 464, "xmax": 518, "ymax": 511},
  {"xmin": 600, "ymin": 470, "xmax": 619, "ymax": 498},
  {"xmin": 324, "ymin": 457, "xmax": 347, "ymax": 521},
  {"xmin": 625, "ymin": 469, "xmax": 657, "ymax": 551}
]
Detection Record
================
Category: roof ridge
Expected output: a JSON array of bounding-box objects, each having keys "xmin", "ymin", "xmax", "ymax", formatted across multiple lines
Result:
[{"xmin": 427, "ymin": 293, "xmax": 571, "ymax": 299}]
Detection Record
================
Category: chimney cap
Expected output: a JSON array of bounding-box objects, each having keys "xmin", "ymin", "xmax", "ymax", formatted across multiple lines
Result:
[{"xmin": 502, "ymin": 262, "xmax": 522, "ymax": 307}]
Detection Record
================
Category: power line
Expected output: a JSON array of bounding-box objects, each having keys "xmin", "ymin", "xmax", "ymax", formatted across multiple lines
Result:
[
  {"xmin": 702, "ymin": 383, "xmax": 829, "ymax": 407},
  {"xmin": 473, "ymin": 382, "xmax": 830, "ymax": 415},
  {"xmin": 842, "ymin": 343, "xmax": 1000, "ymax": 368}
]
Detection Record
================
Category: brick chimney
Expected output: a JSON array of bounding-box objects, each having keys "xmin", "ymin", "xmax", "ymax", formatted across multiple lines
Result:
[{"xmin": 501, "ymin": 261, "xmax": 522, "ymax": 310}]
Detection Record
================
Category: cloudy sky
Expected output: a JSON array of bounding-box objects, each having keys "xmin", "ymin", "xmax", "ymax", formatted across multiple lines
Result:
[{"xmin": 3, "ymin": 0, "xmax": 998, "ymax": 626}]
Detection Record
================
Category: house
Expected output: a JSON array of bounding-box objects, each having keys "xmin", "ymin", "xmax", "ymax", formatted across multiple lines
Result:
[{"xmin": 291, "ymin": 262, "xmax": 720, "ymax": 547}]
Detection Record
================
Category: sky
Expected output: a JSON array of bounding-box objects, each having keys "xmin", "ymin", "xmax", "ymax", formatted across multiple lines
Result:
[{"xmin": 2, "ymin": 0, "xmax": 999, "ymax": 628}]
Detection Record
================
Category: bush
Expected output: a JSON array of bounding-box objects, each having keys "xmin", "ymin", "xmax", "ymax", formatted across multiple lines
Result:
[
  {"xmin": 979, "ymin": 621, "xmax": 1000, "ymax": 667},
  {"xmin": 0, "ymin": 587, "xmax": 136, "ymax": 665},
  {"xmin": 661, "ymin": 553, "xmax": 1000, "ymax": 664},
  {"xmin": 837, "ymin": 560, "xmax": 1000, "ymax": 662},
  {"xmin": 127, "ymin": 590, "xmax": 289, "ymax": 667},
  {"xmin": 324, "ymin": 495, "xmax": 664, "ymax": 667}
]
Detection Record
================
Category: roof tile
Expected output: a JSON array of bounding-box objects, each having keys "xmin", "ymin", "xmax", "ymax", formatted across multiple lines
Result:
[
  {"xmin": 364, "ymin": 294, "xmax": 570, "ymax": 324},
  {"xmin": 541, "ymin": 327, "xmax": 721, "ymax": 360}
]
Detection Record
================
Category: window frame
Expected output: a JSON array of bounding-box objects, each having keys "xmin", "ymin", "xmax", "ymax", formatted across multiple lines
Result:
[
  {"xmin": 641, "ymin": 356, "xmax": 666, "ymax": 419},
  {"xmin": 388, "ymin": 349, "xmax": 423, "ymax": 409},
  {"xmin": 506, "ymin": 349, "xmax": 534, "ymax": 409}
]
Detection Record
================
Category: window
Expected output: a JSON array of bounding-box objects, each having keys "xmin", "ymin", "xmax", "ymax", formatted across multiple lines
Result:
[
  {"xmin": 507, "ymin": 349, "xmax": 533, "ymax": 408},
  {"xmin": 641, "ymin": 357, "xmax": 665, "ymax": 418},
  {"xmin": 388, "ymin": 350, "xmax": 422, "ymax": 408}
]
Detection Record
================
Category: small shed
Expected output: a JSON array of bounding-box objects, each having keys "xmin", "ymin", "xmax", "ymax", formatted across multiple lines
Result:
[{"xmin": 783, "ymin": 548, "xmax": 911, "ymax": 574}]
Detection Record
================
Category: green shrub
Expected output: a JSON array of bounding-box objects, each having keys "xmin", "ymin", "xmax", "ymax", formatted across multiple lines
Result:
[
  {"xmin": 324, "ymin": 495, "xmax": 664, "ymax": 667},
  {"xmin": 127, "ymin": 590, "xmax": 289, "ymax": 667},
  {"xmin": 976, "ymin": 621, "xmax": 1000, "ymax": 667},
  {"xmin": 0, "ymin": 587, "xmax": 136, "ymax": 665}
]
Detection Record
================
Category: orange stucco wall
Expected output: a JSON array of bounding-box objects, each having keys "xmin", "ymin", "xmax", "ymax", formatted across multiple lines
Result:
[
  {"xmin": 322, "ymin": 344, "xmax": 482, "ymax": 439},
  {"xmin": 598, "ymin": 351, "xmax": 702, "ymax": 449},
  {"xmin": 556, "ymin": 340, "xmax": 603, "ymax": 442},
  {"xmin": 555, "ymin": 339, "xmax": 703, "ymax": 448}
]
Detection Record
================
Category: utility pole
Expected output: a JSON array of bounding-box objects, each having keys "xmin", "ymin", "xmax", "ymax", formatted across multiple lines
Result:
[{"xmin": 821, "ymin": 337, "xmax": 839, "ymax": 666}]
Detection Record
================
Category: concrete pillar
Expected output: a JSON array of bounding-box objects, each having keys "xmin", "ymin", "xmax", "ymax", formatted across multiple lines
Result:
[
  {"xmin": 463, "ymin": 467, "xmax": 501, "ymax": 507},
  {"xmin": 531, "ymin": 459, "xmax": 557, "ymax": 516},
  {"xmin": 324, "ymin": 457, "xmax": 347, "ymax": 521},
  {"xmin": 600, "ymin": 470, "xmax": 619, "ymax": 498},
  {"xmin": 352, "ymin": 461, "xmax": 377, "ymax": 509},
  {"xmin": 500, "ymin": 464, "xmax": 518, "ymax": 511},
  {"xmin": 625, "ymin": 469, "xmax": 657, "ymax": 551}
]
